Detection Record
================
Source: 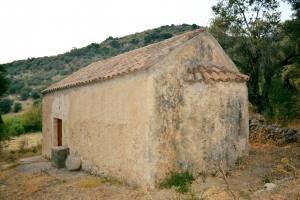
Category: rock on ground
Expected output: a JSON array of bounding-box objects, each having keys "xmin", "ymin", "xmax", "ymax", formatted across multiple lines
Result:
[{"xmin": 66, "ymin": 155, "xmax": 81, "ymax": 171}]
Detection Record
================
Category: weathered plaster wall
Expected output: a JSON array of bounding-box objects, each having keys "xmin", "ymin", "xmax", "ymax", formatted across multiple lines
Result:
[
  {"xmin": 43, "ymin": 70, "xmax": 155, "ymax": 186},
  {"xmin": 149, "ymin": 31, "xmax": 249, "ymax": 179},
  {"xmin": 178, "ymin": 82, "xmax": 248, "ymax": 172},
  {"xmin": 43, "ymin": 30, "xmax": 249, "ymax": 187}
]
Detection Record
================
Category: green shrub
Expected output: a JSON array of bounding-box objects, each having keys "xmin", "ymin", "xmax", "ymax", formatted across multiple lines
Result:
[
  {"xmin": 0, "ymin": 98, "xmax": 14, "ymax": 114},
  {"xmin": 2, "ymin": 116, "xmax": 25, "ymax": 136},
  {"xmin": 33, "ymin": 99, "xmax": 42, "ymax": 105},
  {"xmin": 20, "ymin": 90, "xmax": 30, "ymax": 101},
  {"xmin": 13, "ymin": 102, "xmax": 22, "ymax": 113},
  {"xmin": 110, "ymin": 40, "xmax": 120, "ymax": 48},
  {"xmin": 21, "ymin": 103, "xmax": 42, "ymax": 132},
  {"xmin": 31, "ymin": 90, "xmax": 40, "ymax": 100},
  {"xmin": 159, "ymin": 171, "xmax": 195, "ymax": 193},
  {"xmin": 20, "ymin": 86, "xmax": 32, "ymax": 93},
  {"xmin": 192, "ymin": 24, "xmax": 198, "ymax": 29}
]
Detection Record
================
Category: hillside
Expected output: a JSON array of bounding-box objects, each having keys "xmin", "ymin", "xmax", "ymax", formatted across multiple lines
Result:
[{"xmin": 1, "ymin": 24, "xmax": 201, "ymax": 101}]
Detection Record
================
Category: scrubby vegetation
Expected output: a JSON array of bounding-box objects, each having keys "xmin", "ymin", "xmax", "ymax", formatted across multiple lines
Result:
[
  {"xmin": 0, "ymin": 137, "xmax": 42, "ymax": 163},
  {"xmin": 2, "ymin": 116, "xmax": 25, "ymax": 136},
  {"xmin": 1, "ymin": 24, "xmax": 200, "ymax": 100},
  {"xmin": 0, "ymin": 98, "xmax": 13, "ymax": 114},
  {"xmin": 158, "ymin": 171, "xmax": 195, "ymax": 194},
  {"xmin": 13, "ymin": 102, "xmax": 22, "ymax": 113},
  {"xmin": 0, "ymin": 104, "xmax": 42, "ymax": 149},
  {"xmin": 21, "ymin": 103, "xmax": 42, "ymax": 132}
]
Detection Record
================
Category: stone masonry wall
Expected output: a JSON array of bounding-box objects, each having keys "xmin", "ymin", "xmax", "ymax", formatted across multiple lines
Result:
[{"xmin": 249, "ymin": 121, "xmax": 300, "ymax": 146}]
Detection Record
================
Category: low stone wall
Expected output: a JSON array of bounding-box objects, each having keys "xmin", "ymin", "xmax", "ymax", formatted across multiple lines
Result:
[{"xmin": 249, "ymin": 121, "xmax": 300, "ymax": 146}]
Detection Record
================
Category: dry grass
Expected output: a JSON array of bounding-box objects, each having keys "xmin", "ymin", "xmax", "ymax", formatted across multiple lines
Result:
[
  {"xmin": 3, "ymin": 132, "xmax": 42, "ymax": 151},
  {"xmin": 286, "ymin": 119, "xmax": 300, "ymax": 129},
  {"xmin": 0, "ymin": 147, "xmax": 42, "ymax": 164},
  {"xmin": 0, "ymin": 134, "xmax": 42, "ymax": 164},
  {"xmin": 79, "ymin": 177, "xmax": 101, "ymax": 188}
]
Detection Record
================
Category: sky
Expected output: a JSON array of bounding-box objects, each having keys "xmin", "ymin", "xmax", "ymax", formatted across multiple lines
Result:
[{"xmin": 0, "ymin": 0, "xmax": 292, "ymax": 64}]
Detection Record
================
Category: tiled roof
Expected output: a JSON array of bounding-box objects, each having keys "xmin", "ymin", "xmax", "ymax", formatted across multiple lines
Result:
[
  {"xmin": 182, "ymin": 62, "xmax": 249, "ymax": 82},
  {"xmin": 42, "ymin": 28, "xmax": 206, "ymax": 94}
]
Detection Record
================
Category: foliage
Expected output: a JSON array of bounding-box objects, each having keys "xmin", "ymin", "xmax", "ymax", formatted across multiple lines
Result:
[
  {"xmin": 144, "ymin": 32, "xmax": 173, "ymax": 45},
  {"xmin": 20, "ymin": 90, "xmax": 30, "ymax": 101},
  {"xmin": 2, "ymin": 116, "xmax": 25, "ymax": 136},
  {"xmin": 263, "ymin": 77, "xmax": 300, "ymax": 125},
  {"xmin": 8, "ymin": 79, "xmax": 25, "ymax": 94},
  {"xmin": 263, "ymin": 174, "xmax": 271, "ymax": 183},
  {"xmin": 0, "ymin": 65, "xmax": 10, "ymax": 146},
  {"xmin": 210, "ymin": 0, "xmax": 300, "ymax": 112},
  {"xmin": 13, "ymin": 102, "xmax": 22, "ymax": 113},
  {"xmin": 282, "ymin": 64, "xmax": 300, "ymax": 91},
  {"xmin": 21, "ymin": 103, "xmax": 42, "ymax": 132},
  {"xmin": 159, "ymin": 171, "xmax": 195, "ymax": 193},
  {"xmin": 235, "ymin": 156, "xmax": 244, "ymax": 166},
  {"xmin": 0, "ymin": 98, "xmax": 13, "ymax": 114},
  {"xmin": 20, "ymin": 86, "xmax": 32, "ymax": 93},
  {"xmin": 31, "ymin": 89, "xmax": 40, "ymax": 100},
  {"xmin": 33, "ymin": 99, "xmax": 42, "ymax": 105},
  {"xmin": 0, "ymin": 65, "xmax": 10, "ymax": 96},
  {"xmin": 110, "ymin": 40, "xmax": 120, "ymax": 48}
]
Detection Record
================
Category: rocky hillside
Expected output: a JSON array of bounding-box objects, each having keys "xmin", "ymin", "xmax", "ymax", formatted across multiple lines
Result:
[{"xmin": 1, "ymin": 24, "xmax": 201, "ymax": 100}]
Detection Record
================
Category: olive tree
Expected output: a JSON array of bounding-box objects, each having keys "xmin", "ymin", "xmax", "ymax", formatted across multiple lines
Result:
[{"xmin": 210, "ymin": 0, "xmax": 300, "ymax": 112}]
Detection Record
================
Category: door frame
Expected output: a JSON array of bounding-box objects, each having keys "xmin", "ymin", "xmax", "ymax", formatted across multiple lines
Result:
[
  {"xmin": 52, "ymin": 118, "xmax": 63, "ymax": 147},
  {"xmin": 57, "ymin": 119, "xmax": 62, "ymax": 146}
]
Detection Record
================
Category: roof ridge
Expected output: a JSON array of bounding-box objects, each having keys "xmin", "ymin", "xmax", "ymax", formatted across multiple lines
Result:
[{"xmin": 42, "ymin": 28, "xmax": 206, "ymax": 94}]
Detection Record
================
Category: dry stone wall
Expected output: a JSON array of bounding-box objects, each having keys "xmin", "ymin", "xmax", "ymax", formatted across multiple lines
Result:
[{"xmin": 249, "ymin": 121, "xmax": 300, "ymax": 146}]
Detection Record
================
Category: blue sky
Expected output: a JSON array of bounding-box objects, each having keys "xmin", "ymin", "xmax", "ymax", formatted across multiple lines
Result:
[{"xmin": 0, "ymin": 0, "xmax": 292, "ymax": 64}]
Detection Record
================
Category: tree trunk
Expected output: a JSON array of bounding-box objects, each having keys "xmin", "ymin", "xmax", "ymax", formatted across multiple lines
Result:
[
  {"xmin": 262, "ymin": 69, "xmax": 273, "ymax": 105},
  {"xmin": 247, "ymin": 66, "xmax": 269, "ymax": 113}
]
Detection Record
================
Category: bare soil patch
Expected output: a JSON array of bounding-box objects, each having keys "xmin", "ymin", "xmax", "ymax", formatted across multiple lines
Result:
[{"xmin": 1, "ymin": 142, "xmax": 300, "ymax": 199}]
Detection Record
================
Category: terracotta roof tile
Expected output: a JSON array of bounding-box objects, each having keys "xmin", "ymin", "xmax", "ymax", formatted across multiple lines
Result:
[
  {"xmin": 183, "ymin": 62, "xmax": 249, "ymax": 83},
  {"xmin": 42, "ymin": 27, "xmax": 206, "ymax": 94}
]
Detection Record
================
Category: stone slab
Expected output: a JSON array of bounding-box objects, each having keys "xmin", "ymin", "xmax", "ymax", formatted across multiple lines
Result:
[
  {"xmin": 20, "ymin": 156, "xmax": 48, "ymax": 164},
  {"xmin": 15, "ymin": 161, "xmax": 85, "ymax": 180},
  {"xmin": 16, "ymin": 162, "xmax": 51, "ymax": 174},
  {"xmin": 51, "ymin": 146, "xmax": 69, "ymax": 168},
  {"xmin": 43, "ymin": 167, "xmax": 86, "ymax": 180}
]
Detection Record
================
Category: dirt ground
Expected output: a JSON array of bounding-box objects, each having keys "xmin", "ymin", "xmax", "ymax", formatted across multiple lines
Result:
[{"xmin": 1, "ymin": 141, "xmax": 300, "ymax": 200}]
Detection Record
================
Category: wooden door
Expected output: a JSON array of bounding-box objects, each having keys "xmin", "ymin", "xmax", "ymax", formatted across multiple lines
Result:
[{"xmin": 57, "ymin": 119, "xmax": 62, "ymax": 146}]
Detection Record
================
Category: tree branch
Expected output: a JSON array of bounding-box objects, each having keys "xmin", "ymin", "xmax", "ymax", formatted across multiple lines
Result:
[
  {"xmin": 280, "ymin": 53, "xmax": 300, "ymax": 66},
  {"xmin": 237, "ymin": 3, "xmax": 250, "ymax": 31}
]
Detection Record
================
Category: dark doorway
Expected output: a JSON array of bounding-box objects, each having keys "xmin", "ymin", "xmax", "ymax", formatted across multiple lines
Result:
[{"xmin": 57, "ymin": 119, "xmax": 62, "ymax": 146}]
